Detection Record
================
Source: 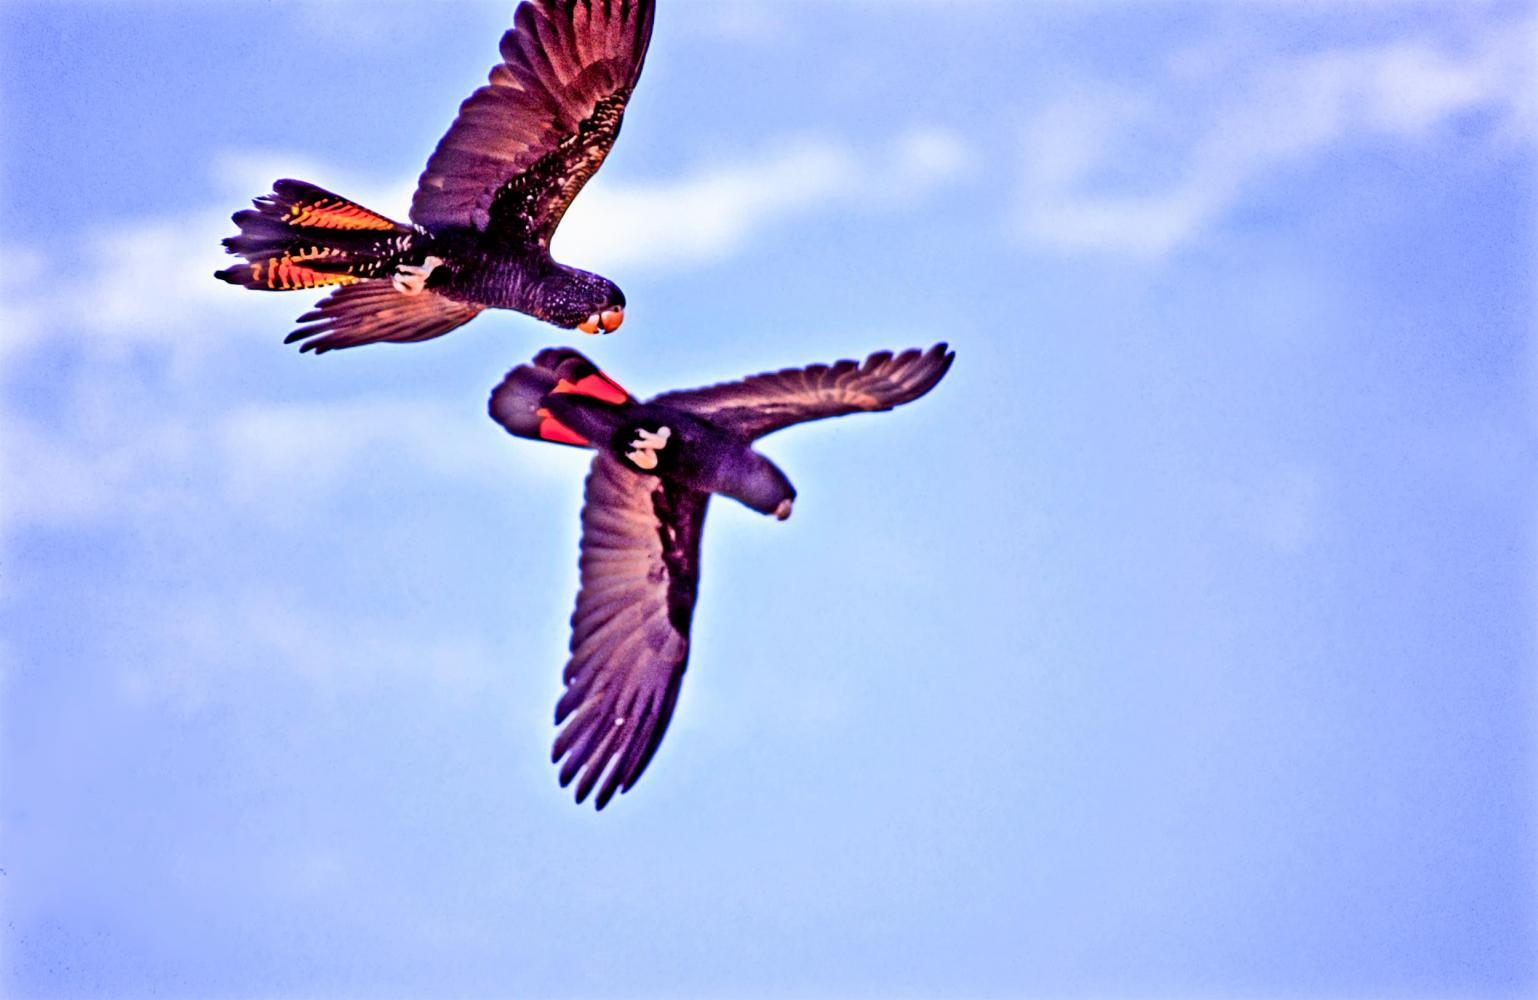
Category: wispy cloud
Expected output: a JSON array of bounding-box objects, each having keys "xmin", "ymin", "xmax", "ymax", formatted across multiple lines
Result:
[
  {"xmin": 1016, "ymin": 15, "xmax": 1536, "ymax": 258},
  {"xmin": 217, "ymin": 395, "xmax": 585, "ymax": 522},
  {"xmin": 116, "ymin": 585, "xmax": 508, "ymax": 716},
  {"xmin": 0, "ymin": 381, "xmax": 546, "ymax": 539},
  {"xmin": 555, "ymin": 126, "xmax": 972, "ymax": 273},
  {"xmin": 0, "ymin": 246, "xmax": 49, "ymax": 367},
  {"xmin": 0, "ymin": 375, "xmax": 533, "ymax": 697},
  {"xmin": 553, "ymin": 140, "xmax": 857, "ymax": 273},
  {"xmin": 0, "ymin": 151, "xmax": 423, "ymax": 373}
]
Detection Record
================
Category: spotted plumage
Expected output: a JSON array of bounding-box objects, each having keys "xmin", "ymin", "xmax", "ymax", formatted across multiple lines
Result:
[
  {"xmin": 215, "ymin": 0, "xmax": 653, "ymax": 353},
  {"xmin": 489, "ymin": 344, "xmax": 956, "ymax": 808}
]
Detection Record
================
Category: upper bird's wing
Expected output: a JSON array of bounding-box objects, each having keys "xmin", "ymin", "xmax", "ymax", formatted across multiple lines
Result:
[
  {"xmin": 410, "ymin": 0, "xmax": 654, "ymax": 244},
  {"xmin": 554, "ymin": 452, "xmax": 708, "ymax": 809},
  {"xmin": 651, "ymin": 343, "xmax": 955, "ymax": 440}
]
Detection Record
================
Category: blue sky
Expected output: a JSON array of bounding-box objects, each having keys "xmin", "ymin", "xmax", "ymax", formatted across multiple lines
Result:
[{"xmin": 2, "ymin": 1, "xmax": 1534, "ymax": 997}]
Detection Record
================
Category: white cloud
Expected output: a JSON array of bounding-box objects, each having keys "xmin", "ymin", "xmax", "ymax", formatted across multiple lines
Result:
[
  {"xmin": 3, "ymin": 210, "xmax": 280, "ymax": 376},
  {"xmin": 0, "ymin": 377, "xmax": 530, "ymax": 699},
  {"xmin": 116, "ymin": 584, "xmax": 507, "ymax": 715},
  {"xmin": 216, "ymin": 394, "xmax": 586, "ymax": 522},
  {"xmin": 208, "ymin": 149, "xmax": 417, "ymax": 221},
  {"xmin": 0, "ymin": 246, "xmax": 49, "ymax": 366},
  {"xmin": 0, "ymin": 152, "xmax": 421, "ymax": 375},
  {"xmin": 555, "ymin": 126, "xmax": 971, "ymax": 273},
  {"xmin": 218, "ymin": 398, "xmax": 482, "ymax": 509},
  {"xmin": 0, "ymin": 404, "xmax": 192, "ymax": 531},
  {"xmin": 891, "ymin": 126, "xmax": 972, "ymax": 192},
  {"xmin": 0, "ymin": 382, "xmax": 546, "ymax": 540},
  {"xmin": 1017, "ymin": 16, "xmax": 1536, "ymax": 258},
  {"xmin": 554, "ymin": 140, "xmax": 857, "ymax": 273}
]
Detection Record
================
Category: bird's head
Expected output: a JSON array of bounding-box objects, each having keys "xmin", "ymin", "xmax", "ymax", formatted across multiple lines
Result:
[
  {"xmin": 724, "ymin": 451, "xmax": 797, "ymax": 521},
  {"xmin": 536, "ymin": 267, "xmax": 625, "ymax": 335}
]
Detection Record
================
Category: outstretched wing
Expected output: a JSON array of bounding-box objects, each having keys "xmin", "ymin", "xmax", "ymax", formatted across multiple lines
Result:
[
  {"xmin": 651, "ymin": 343, "xmax": 955, "ymax": 440},
  {"xmin": 553, "ymin": 453, "xmax": 708, "ymax": 809},
  {"xmin": 410, "ymin": 0, "xmax": 655, "ymax": 244},
  {"xmin": 284, "ymin": 281, "xmax": 484, "ymax": 354}
]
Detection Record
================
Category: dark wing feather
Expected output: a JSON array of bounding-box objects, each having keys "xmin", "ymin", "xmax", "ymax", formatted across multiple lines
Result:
[
  {"xmin": 651, "ymin": 343, "xmax": 955, "ymax": 440},
  {"xmin": 410, "ymin": 0, "xmax": 654, "ymax": 243},
  {"xmin": 284, "ymin": 281, "xmax": 484, "ymax": 353},
  {"xmin": 554, "ymin": 453, "xmax": 708, "ymax": 809}
]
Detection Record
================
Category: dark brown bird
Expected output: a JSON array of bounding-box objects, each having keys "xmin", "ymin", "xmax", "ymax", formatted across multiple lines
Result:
[
  {"xmin": 215, "ymin": 0, "xmax": 654, "ymax": 353},
  {"xmin": 489, "ymin": 344, "xmax": 956, "ymax": 808}
]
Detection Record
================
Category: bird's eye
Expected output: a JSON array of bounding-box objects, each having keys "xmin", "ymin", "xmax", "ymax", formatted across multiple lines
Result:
[{"xmin": 599, "ymin": 306, "xmax": 625, "ymax": 332}]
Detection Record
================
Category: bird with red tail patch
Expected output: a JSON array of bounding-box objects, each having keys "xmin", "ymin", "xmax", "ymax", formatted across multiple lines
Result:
[
  {"xmin": 488, "ymin": 344, "xmax": 956, "ymax": 809},
  {"xmin": 215, "ymin": 0, "xmax": 652, "ymax": 354}
]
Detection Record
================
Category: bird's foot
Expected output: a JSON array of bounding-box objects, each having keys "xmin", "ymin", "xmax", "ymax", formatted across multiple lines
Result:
[
  {"xmin": 391, "ymin": 256, "xmax": 444, "ymax": 295},
  {"xmin": 631, "ymin": 427, "xmax": 671, "ymax": 451},
  {"xmin": 625, "ymin": 425, "xmax": 671, "ymax": 470}
]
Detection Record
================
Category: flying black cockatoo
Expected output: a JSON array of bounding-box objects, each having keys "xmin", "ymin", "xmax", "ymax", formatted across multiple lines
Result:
[
  {"xmin": 489, "ymin": 343, "xmax": 956, "ymax": 808},
  {"xmin": 215, "ymin": 0, "xmax": 653, "ymax": 353}
]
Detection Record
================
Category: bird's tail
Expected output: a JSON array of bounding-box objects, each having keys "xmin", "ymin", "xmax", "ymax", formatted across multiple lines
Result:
[
  {"xmin": 214, "ymin": 179, "xmax": 416, "ymax": 291},
  {"xmin": 489, "ymin": 348, "xmax": 633, "ymax": 448}
]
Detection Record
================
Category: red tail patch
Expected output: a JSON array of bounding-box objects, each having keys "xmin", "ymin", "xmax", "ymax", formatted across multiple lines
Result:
[
  {"xmin": 536, "ymin": 408, "xmax": 589, "ymax": 446},
  {"xmin": 550, "ymin": 370, "xmax": 630, "ymax": 405}
]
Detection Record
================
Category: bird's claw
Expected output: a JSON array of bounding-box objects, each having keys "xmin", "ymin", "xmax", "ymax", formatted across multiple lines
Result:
[
  {"xmin": 629, "ymin": 427, "xmax": 671, "ymax": 451},
  {"xmin": 625, "ymin": 425, "xmax": 671, "ymax": 470},
  {"xmin": 391, "ymin": 255, "xmax": 444, "ymax": 295}
]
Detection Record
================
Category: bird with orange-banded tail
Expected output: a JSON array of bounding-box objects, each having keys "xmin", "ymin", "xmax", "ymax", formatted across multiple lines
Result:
[{"xmin": 215, "ymin": 0, "xmax": 653, "ymax": 353}]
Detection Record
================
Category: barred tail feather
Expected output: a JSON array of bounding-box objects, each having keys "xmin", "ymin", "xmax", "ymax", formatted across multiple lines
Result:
[
  {"xmin": 215, "ymin": 256, "xmax": 366, "ymax": 293},
  {"xmin": 215, "ymin": 179, "xmax": 413, "ymax": 292},
  {"xmin": 261, "ymin": 179, "xmax": 402, "ymax": 232}
]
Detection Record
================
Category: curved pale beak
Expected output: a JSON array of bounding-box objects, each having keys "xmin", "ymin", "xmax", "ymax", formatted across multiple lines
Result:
[
  {"xmin": 773, "ymin": 498, "xmax": 794, "ymax": 521},
  {"xmin": 576, "ymin": 313, "xmax": 601, "ymax": 335},
  {"xmin": 600, "ymin": 306, "xmax": 625, "ymax": 332}
]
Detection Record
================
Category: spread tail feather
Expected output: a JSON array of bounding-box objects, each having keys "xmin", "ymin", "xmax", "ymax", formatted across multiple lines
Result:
[
  {"xmin": 489, "ymin": 348, "xmax": 633, "ymax": 447},
  {"xmin": 215, "ymin": 179, "xmax": 414, "ymax": 292}
]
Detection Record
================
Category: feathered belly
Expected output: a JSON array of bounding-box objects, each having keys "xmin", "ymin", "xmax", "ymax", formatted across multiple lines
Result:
[{"xmin": 436, "ymin": 253, "xmax": 534, "ymax": 310}]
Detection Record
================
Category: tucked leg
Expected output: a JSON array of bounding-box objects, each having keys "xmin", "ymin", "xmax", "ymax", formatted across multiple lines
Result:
[
  {"xmin": 629, "ymin": 426, "xmax": 671, "ymax": 452},
  {"xmin": 625, "ymin": 425, "xmax": 671, "ymax": 470},
  {"xmin": 392, "ymin": 255, "xmax": 445, "ymax": 295}
]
